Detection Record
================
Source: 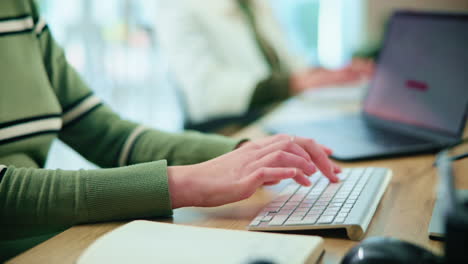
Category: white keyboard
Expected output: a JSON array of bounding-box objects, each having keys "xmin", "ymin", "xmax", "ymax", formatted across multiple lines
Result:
[{"xmin": 247, "ymin": 167, "xmax": 392, "ymax": 240}]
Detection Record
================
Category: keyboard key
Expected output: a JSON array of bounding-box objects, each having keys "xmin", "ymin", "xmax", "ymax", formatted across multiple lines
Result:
[
  {"xmin": 307, "ymin": 213, "xmax": 321, "ymax": 219},
  {"xmin": 291, "ymin": 211, "xmax": 307, "ymax": 217},
  {"xmin": 323, "ymin": 212, "xmax": 338, "ymax": 217},
  {"xmin": 333, "ymin": 198, "xmax": 346, "ymax": 203},
  {"xmin": 312, "ymin": 205, "xmax": 326, "ymax": 210},
  {"xmin": 301, "ymin": 217, "xmax": 318, "ymax": 225},
  {"xmin": 324, "ymin": 208, "xmax": 339, "ymax": 213},
  {"xmin": 288, "ymin": 216, "xmax": 304, "ymax": 221},
  {"xmin": 335, "ymin": 194, "xmax": 348, "ymax": 199},
  {"xmin": 307, "ymin": 209, "xmax": 323, "ymax": 215},
  {"xmin": 253, "ymin": 215, "xmax": 264, "ymax": 221},
  {"xmin": 337, "ymin": 212, "xmax": 348, "ymax": 218},
  {"xmin": 303, "ymin": 199, "xmax": 317, "ymax": 204},
  {"xmin": 284, "ymin": 220, "xmax": 303, "ymax": 226},
  {"xmin": 317, "ymin": 216, "xmax": 335, "ymax": 224},
  {"xmin": 317, "ymin": 197, "xmax": 332, "ymax": 202},
  {"xmin": 279, "ymin": 184, "xmax": 300, "ymax": 195},
  {"xmin": 283, "ymin": 205, "xmax": 298, "ymax": 210},
  {"xmin": 299, "ymin": 202, "xmax": 313, "ymax": 208},
  {"xmin": 315, "ymin": 201, "xmax": 329, "ymax": 206},
  {"xmin": 334, "ymin": 217, "xmax": 346, "ymax": 223},
  {"xmin": 250, "ymin": 219, "xmax": 261, "ymax": 226},
  {"xmin": 268, "ymin": 216, "xmax": 288, "ymax": 226}
]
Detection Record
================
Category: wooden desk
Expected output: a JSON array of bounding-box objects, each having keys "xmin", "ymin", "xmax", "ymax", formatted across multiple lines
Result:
[{"xmin": 9, "ymin": 125, "xmax": 468, "ymax": 264}]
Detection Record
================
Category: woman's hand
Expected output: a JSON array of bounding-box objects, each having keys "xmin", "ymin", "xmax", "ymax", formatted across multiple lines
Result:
[
  {"xmin": 290, "ymin": 58, "xmax": 374, "ymax": 94},
  {"xmin": 168, "ymin": 134, "xmax": 340, "ymax": 208}
]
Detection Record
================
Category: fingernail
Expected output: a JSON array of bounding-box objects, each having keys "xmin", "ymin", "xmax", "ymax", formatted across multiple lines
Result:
[
  {"xmin": 304, "ymin": 178, "xmax": 312, "ymax": 186},
  {"xmin": 309, "ymin": 163, "xmax": 316, "ymax": 174},
  {"xmin": 328, "ymin": 170, "xmax": 338, "ymax": 183}
]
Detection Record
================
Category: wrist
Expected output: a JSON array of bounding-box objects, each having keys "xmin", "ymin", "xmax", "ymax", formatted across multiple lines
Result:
[
  {"xmin": 289, "ymin": 75, "xmax": 301, "ymax": 95},
  {"xmin": 235, "ymin": 139, "xmax": 250, "ymax": 149},
  {"xmin": 167, "ymin": 165, "xmax": 198, "ymax": 209},
  {"xmin": 289, "ymin": 72, "xmax": 308, "ymax": 94}
]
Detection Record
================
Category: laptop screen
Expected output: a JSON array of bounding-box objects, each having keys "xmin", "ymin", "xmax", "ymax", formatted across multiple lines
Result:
[{"xmin": 364, "ymin": 12, "xmax": 468, "ymax": 136}]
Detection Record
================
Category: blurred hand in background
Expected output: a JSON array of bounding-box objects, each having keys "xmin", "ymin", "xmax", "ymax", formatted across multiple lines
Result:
[{"xmin": 290, "ymin": 58, "xmax": 374, "ymax": 94}]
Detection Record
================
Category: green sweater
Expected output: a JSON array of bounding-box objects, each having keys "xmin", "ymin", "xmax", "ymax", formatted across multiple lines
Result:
[{"xmin": 0, "ymin": 0, "xmax": 241, "ymax": 259}]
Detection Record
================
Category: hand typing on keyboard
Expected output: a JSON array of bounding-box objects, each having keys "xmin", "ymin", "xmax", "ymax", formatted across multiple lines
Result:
[
  {"xmin": 248, "ymin": 167, "xmax": 392, "ymax": 240},
  {"xmin": 168, "ymin": 134, "xmax": 341, "ymax": 208}
]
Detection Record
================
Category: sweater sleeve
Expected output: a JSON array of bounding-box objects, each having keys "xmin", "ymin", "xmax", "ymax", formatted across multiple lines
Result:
[
  {"xmin": 0, "ymin": 158, "xmax": 171, "ymax": 240},
  {"xmin": 249, "ymin": 72, "xmax": 291, "ymax": 110},
  {"xmin": 31, "ymin": 1, "xmax": 241, "ymax": 168}
]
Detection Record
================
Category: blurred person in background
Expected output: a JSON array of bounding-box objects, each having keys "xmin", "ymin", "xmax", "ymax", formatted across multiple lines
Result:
[
  {"xmin": 0, "ymin": 0, "xmax": 341, "ymax": 260},
  {"xmin": 154, "ymin": 0, "xmax": 373, "ymax": 132}
]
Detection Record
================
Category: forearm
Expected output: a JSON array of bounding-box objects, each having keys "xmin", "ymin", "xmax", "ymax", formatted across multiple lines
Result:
[
  {"xmin": 60, "ymin": 99, "xmax": 244, "ymax": 168},
  {"xmin": 129, "ymin": 129, "xmax": 243, "ymax": 166},
  {"xmin": 0, "ymin": 161, "xmax": 172, "ymax": 240}
]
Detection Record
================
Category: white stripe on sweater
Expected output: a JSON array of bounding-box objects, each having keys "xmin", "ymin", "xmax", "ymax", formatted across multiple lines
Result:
[
  {"xmin": 62, "ymin": 96, "xmax": 101, "ymax": 125},
  {"xmin": 34, "ymin": 17, "xmax": 47, "ymax": 34},
  {"xmin": 0, "ymin": 118, "xmax": 62, "ymax": 142},
  {"xmin": 0, "ymin": 16, "xmax": 34, "ymax": 34},
  {"xmin": 118, "ymin": 126, "xmax": 148, "ymax": 166}
]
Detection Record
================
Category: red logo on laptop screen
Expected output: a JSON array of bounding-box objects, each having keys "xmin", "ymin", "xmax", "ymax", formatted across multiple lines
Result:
[{"xmin": 406, "ymin": 80, "xmax": 429, "ymax": 91}]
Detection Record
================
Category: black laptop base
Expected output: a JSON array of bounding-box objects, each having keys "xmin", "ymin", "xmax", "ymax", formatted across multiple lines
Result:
[{"xmin": 265, "ymin": 115, "xmax": 445, "ymax": 162}]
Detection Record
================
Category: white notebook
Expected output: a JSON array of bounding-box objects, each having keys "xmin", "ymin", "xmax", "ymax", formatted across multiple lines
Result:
[{"xmin": 77, "ymin": 220, "xmax": 324, "ymax": 264}]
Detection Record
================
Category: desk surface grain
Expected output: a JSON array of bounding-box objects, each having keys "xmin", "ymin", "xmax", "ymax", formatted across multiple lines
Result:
[{"xmin": 9, "ymin": 125, "xmax": 467, "ymax": 264}]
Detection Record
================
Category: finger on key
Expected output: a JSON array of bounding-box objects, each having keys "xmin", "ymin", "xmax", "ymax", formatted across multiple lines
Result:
[{"xmin": 294, "ymin": 137, "xmax": 339, "ymax": 182}]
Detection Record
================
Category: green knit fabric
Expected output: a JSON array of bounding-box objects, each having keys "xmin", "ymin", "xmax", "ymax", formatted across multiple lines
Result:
[{"xmin": 0, "ymin": 0, "xmax": 241, "ymax": 259}]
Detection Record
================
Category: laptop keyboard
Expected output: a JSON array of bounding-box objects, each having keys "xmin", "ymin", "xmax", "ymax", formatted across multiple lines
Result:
[{"xmin": 247, "ymin": 167, "xmax": 392, "ymax": 240}]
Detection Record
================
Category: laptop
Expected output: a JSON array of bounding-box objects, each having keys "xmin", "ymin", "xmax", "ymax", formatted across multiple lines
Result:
[{"xmin": 266, "ymin": 11, "xmax": 468, "ymax": 161}]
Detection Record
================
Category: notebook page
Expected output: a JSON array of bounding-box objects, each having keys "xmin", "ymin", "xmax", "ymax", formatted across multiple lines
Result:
[{"xmin": 77, "ymin": 220, "xmax": 324, "ymax": 264}]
